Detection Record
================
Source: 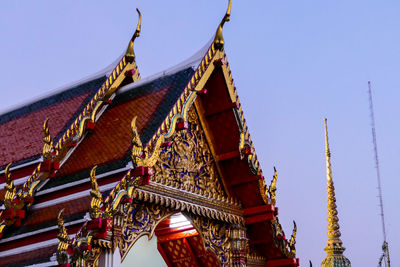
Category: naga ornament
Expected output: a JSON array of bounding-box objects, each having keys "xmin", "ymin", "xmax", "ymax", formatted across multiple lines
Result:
[
  {"xmin": 56, "ymin": 209, "xmax": 71, "ymax": 265},
  {"xmin": 289, "ymin": 220, "xmax": 297, "ymax": 256},
  {"xmin": 3, "ymin": 163, "xmax": 15, "ymax": 209},
  {"xmin": 131, "ymin": 116, "xmax": 164, "ymax": 168},
  {"xmin": 89, "ymin": 166, "xmax": 105, "ymax": 219},
  {"xmin": 268, "ymin": 167, "xmax": 278, "ymax": 205}
]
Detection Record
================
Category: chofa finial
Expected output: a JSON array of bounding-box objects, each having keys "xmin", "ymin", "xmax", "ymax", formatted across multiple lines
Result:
[
  {"xmin": 214, "ymin": 0, "xmax": 231, "ymax": 49},
  {"xmin": 126, "ymin": 8, "xmax": 142, "ymax": 62}
]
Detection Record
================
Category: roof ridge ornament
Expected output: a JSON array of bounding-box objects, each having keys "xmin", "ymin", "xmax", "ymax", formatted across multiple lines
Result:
[
  {"xmin": 321, "ymin": 118, "xmax": 351, "ymax": 267},
  {"xmin": 214, "ymin": 0, "xmax": 231, "ymax": 50},
  {"xmin": 42, "ymin": 118, "xmax": 53, "ymax": 161},
  {"xmin": 125, "ymin": 8, "xmax": 142, "ymax": 63}
]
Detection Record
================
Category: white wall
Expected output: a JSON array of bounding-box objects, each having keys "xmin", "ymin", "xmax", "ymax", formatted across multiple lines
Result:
[{"xmin": 121, "ymin": 235, "xmax": 166, "ymax": 267}]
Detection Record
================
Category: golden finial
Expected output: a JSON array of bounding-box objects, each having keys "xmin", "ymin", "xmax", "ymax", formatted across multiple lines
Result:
[
  {"xmin": 4, "ymin": 163, "xmax": 16, "ymax": 209},
  {"xmin": 214, "ymin": 0, "xmax": 231, "ymax": 49},
  {"xmin": 42, "ymin": 118, "xmax": 53, "ymax": 160},
  {"xmin": 321, "ymin": 118, "xmax": 351, "ymax": 266},
  {"xmin": 268, "ymin": 167, "xmax": 278, "ymax": 205},
  {"xmin": 289, "ymin": 220, "xmax": 297, "ymax": 255},
  {"xmin": 56, "ymin": 209, "xmax": 70, "ymax": 264},
  {"xmin": 89, "ymin": 166, "xmax": 103, "ymax": 219},
  {"xmin": 125, "ymin": 8, "xmax": 142, "ymax": 62}
]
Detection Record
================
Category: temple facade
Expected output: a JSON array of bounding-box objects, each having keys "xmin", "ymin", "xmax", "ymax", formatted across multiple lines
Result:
[{"xmin": 0, "ymin": 2, "xmax": 299, "ymax": 266}]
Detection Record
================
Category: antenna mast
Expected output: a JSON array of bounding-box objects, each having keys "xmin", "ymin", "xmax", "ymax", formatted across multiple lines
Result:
[{"xmin": 368, "ymin": 81, "xmax": 390, "ymax": 267}]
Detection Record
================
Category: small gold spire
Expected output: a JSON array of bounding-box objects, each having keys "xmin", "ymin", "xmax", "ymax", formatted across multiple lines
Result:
[
  {"xmin": 289, "ymin": 220, "xmax": 297, "ymax": 255},
  {"xmin": 214, "ymin": 0, "xmax": 231, "ymax": 49},
  {"xmin": 268, "ymin": 167, "xmax": 278, "ymax": 205},
  {"xmin": 4, "ymin": 163, "xmax": 16, "ymax": 209},
  {"xmin": 321, "ymin": 118, "xmax": 351, "ymax": 267},
  {"xmin": 125, "ymin": 8, "xmax": 142, "ymax": 62},
  {"xmin": 56, "ymin": 209, "xmax": 70, "ymax": 264},
  {"xmin": 89, "ymin": 166, "xmax": 103, "ymax": 219},
  {"xmin": 42, "ymin": 118, "xmax": 53, "ymax": 160}
]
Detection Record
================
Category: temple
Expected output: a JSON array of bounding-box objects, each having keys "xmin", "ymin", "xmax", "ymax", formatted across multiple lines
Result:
[{"xmin": 0, "ymin": 2, "xmax": 299, "ymax": 267}]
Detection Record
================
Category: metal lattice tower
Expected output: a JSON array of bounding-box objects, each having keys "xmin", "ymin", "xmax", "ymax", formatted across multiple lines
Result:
[{"xmin": 368, "ymin": 81, "xmax": 390, "ymax": 267}]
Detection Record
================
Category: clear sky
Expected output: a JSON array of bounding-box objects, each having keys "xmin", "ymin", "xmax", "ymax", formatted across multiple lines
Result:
[{"xmin": 1, "ymin": 1, "xmax": 399, "ymax": 266}]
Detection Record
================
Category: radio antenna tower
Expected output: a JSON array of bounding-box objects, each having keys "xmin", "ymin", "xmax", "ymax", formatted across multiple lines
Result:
[{"xmin": 368, "ymin": 81, "xmax": 390, "ymax": 267}]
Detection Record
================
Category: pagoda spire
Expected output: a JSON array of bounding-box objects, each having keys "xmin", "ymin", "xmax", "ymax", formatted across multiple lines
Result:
[{"xmin": 321, "ymin": 118, "xmax": 351, "ymax": 267}]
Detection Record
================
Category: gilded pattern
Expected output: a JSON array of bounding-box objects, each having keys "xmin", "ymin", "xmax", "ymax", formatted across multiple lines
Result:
[
  {"xmin": 190, "ymin": 215, "xmax": 232, "ymax": 267},
  {"xmin": 153, "ymin": 108, "xmax": 223, "ymax": 196},
  {"xmin": 120, "ymin": 203, "xmax": 175, "ymax": 260}
]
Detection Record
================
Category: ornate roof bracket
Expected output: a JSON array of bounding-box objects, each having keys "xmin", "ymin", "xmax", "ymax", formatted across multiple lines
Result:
[
  {"xmin": 131, "ymin": 181, "xmax": 244, "ymax": 224},
  {"xmin": 214, "ymin": 0, "xmax": 231, "ymax": 50}
]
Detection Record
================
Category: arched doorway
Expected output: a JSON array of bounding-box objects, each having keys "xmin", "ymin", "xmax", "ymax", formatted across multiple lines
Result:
[{"xmin": 121, "ymin": 212, "xmax": 220, "ymax": 266}]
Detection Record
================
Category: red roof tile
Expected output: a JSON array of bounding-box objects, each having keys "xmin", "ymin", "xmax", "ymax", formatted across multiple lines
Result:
[
  {"xmin": 0, "ymin": 92, "xmax": 91, "ymax": 167},
  {"xmin": 24, "ymin": 196, "xmax": 90, "ymax": 227},
  {"xmin": 56, "ymin": 87, "xmax": 170, "ymax": 177},
  {"xmin": 0, "ymin": 245, "xmax": 57, "ymax": 266}
]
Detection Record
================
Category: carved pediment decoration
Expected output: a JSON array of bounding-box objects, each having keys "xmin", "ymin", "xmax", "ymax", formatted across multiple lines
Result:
[
  {"xmin": 153, "ymin": 108, "xmax": 224, "ymax": 197},
  {"xmin": 120, "ymin": 202, "xmax": 175, "ymax": 260}
]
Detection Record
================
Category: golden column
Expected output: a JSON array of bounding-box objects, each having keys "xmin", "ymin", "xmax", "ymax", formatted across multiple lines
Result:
[{"xmin": 321, "ymin": 118, "xmax": 351, "ymax": 267}]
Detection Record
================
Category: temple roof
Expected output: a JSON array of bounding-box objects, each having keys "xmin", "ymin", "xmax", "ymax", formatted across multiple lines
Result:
[
  {"xmin": 0, "ymin": 4, "xmax": 298, "ymax": 266},
  {"xmin": 0, "ymin": 76, "xmax": 106, "ymax": 169}
]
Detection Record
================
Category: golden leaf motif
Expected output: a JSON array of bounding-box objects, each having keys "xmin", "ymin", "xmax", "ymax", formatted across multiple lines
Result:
[{"xmin": 153, "ymin": 108, "xmax": 223, "ymax": 196}]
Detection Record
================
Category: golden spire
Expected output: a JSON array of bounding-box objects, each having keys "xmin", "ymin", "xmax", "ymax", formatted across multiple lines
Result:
[
  {"xmin": 125, "ymin": 8, "xmax": 142, "ymax": 63},
  {"xmin": 321, "ymin": 118, "xmax": 351, "ymax": 267},
  {"xmin": 214, "ymin": 0, "xmax": 231, "ymax": 49}
]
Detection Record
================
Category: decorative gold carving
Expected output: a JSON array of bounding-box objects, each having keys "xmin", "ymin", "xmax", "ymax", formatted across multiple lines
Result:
[
  {"xmin": 56, "ymin": 209, "xmax": 70, "ymax": 265},
  {"xmin": 131, "ymin": 187, "xmax": 244, "ymax": 224},
  {"xmin": 190, "ymin": 215, "xmax": 231, "ymax": 267},
  {"xmin": 89, "ymin": 166, "xmax": 104, "ymax": 219},
  {"xmin": 271, "ymin": 217, "xmax": 294, "ymax": 258},
  {"xmin": 289, "ymin": 220, "xmax": 297, "ymax": 256},
  {"xmin": 42, "ymin": 118, "xmax": 53, "ymax": 160},
  {"xmin": 322, "ymin": 118, "xmax": 351, "ymax": 266},
  {"xmin": 125, "ymin": 8, "xmax": 141, "ymax": 62},
  {"xmin": 131, "ymin": 116, "xmax": 165, "ymax": 167},
  {"xmin": 3, "ymin": 163, "xmax": 15, "ymax": 209},
  {"xmin": 246, "ymin": 253, "xmax": 266, "ymax": 267},
  {"xmin": 214, "ymin": 0, "xmax": 231, "ymax": 49},
  {"xmin": 120, "ymin": 203, "xmax": 175, "ymax": 260},
  {"xmin": 75, "ymin": 100, "xmax": 103, "ymax": 140},
  {"xmin": 268, "ymin": 167, "xmax": 278, "ymax": 205},
  {"xmin": 153, "ymin": 108, "xmax": 224, "ymax": 196}
]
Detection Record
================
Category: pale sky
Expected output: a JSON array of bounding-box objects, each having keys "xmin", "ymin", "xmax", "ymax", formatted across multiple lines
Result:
[{"xmin": 1, "ymin": 1, "xmax": 399, "ymax": 266}]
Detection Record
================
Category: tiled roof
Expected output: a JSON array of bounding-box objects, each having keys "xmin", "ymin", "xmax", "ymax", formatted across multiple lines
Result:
[
  {"xmin": 0, "ymin": 245, "xmax": 57, "ymax": 266},
  {"xmin": 50, "ymin": 67, "xmax": 194, "ymax": 184},
  {"xmin": 0, "ymin": 76, "xmax": 106, "ymax": 168}
]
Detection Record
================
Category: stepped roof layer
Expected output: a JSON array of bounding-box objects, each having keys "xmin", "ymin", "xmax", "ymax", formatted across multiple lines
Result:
[
  {"xmin": 0, "ymin": 5, "xmax": 298, "ymax": 265},
  {"xmin": 0, "ymin": 76, "xmax": 106, "ymax": 169}
]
